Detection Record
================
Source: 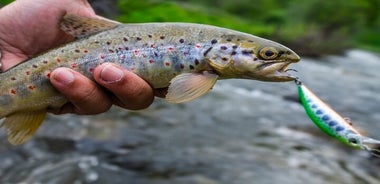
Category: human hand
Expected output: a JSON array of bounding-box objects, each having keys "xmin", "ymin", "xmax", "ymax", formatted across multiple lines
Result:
[{"xmin": 0, "ymin": 0, "xmax": 157, "ymax": 114}]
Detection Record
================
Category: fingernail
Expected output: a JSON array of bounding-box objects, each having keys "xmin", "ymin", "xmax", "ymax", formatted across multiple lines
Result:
[
  {"xmin": 100, "ymin": 64, "xmax": 124, "ymax": 83},
  {"xmin": 53, "ymin": 68, "xmax": 74, "ymax": 85}
]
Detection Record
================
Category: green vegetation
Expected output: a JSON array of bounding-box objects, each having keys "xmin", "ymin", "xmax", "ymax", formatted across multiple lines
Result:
[
  {"xmin": 117, "ymin": 0, "xmax": 380, "ymax": 56},
  {"xmin": 0, "ymin": 0, "xmax": 13, "ymax": 7}
]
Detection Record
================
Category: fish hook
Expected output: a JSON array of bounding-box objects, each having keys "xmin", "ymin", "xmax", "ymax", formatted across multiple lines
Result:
[
  {"xmin": 361, "ymin": 137, "xmax": 380, "ymax": 158},
  {"xmin": 284, "ymin": 68, "xmax": 300, "ymax": 84}
]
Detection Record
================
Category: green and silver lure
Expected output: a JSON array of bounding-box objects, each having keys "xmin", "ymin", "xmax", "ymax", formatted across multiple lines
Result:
[{"xmin": 295, "ymin": 78, "xmax": 380, "ymax": 156}]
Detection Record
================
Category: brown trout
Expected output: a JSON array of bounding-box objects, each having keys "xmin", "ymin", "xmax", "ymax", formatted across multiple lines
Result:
[{"xmin": 0, "ymin": 14, "xmax": 300, "ymax": 145}]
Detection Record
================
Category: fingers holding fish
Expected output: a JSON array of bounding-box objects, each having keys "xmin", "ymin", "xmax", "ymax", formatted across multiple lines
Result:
[
  {"xmin": 93, "ymin": 63, "xmax": 155, "ymax": 110},
  {"xmin": 49, "ymin": 67, "xmax": 112, "ymax": 115}
]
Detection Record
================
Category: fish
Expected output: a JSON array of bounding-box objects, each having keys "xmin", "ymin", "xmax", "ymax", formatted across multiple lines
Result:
[
  {"xmin": 0, "ymin": 14, "xmax": 300, "ymax": 145},
  {"xmin": 295, "ymin": 79, "xmax": 380, "ymax": 156}
]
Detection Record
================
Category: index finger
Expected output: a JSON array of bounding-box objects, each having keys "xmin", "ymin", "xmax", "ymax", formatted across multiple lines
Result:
[{"xmin": 93, "ymin": 63, "xmax": 155, "ymax": 110}]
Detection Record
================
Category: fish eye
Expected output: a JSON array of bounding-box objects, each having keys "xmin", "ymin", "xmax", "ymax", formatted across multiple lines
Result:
[
  {"xmin": 259, "ymin": 47, "xmax": 278, "ymax": 60},
  {"xmin": 348, "ymin": 138, "xmax": 359, "ymax": 145}
]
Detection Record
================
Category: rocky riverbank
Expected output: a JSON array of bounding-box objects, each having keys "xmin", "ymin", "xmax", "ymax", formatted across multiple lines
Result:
[{"xmin": 1, "ymin": 50, "xmax": 380, "ymax": 184}]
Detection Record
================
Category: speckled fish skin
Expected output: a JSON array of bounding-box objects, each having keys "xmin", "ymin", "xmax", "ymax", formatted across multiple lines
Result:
[{"xmin": 0, "ymin": 14, "xmax": 300, "ymax": 145}]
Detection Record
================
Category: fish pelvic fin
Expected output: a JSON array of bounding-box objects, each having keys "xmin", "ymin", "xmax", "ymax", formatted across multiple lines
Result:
[
  {"xmin": 1, "ymin": 110, "xmax": 47, "ymax": 145},
  {"xmin": 60, "ymin": 14, "xmax": 120, "ymax": 39},
  {"xmin": 166, "ymin": 71, "xmax": 219, "ymax": 103}
]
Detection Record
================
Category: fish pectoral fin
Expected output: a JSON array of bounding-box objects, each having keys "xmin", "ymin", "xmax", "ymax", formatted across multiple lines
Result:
[
  {"xmin": 1, "ymin": 110, "xmax": 47, "ymax": 145},
  {"xmin": 60, "ymin": 14, "xmax": 120, "ymax": 38},
  {"xmin": 166, "ymin": 71, "xmax": 219, "ymax": 103}
]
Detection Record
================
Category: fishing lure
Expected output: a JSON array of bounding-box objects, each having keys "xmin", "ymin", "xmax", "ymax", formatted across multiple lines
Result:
[{"xmin": 295, "ymin": 78, "xmax": 380, "ymax": 156}]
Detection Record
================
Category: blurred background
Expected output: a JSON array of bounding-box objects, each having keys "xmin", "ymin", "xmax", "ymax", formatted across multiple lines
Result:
[{"xmin": 1, "ymin": 0, "xmax": 380, "ymax": 183}]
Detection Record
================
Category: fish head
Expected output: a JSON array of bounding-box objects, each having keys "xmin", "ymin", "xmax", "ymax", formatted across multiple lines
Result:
[{"xmin": 207, "ymin": 34, "xmax": 300, "ymax": 82}]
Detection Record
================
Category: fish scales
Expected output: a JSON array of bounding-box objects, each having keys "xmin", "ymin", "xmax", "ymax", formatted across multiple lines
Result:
[{"xmin": 0, "ymin": 14, "xmax": 300, "ymax": 144}]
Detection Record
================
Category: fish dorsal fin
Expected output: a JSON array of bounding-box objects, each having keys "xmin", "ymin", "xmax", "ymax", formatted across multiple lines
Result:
[
  {"xmin": 60, "ymin": 14, "xmax": 120, "ymax": 38},
  {"xmin": 166, "ymin": 71, "xmax": 219, "ymax": 103},
  {"xmin": 1, "ymin": 110, "xmax": 47, "ymax": 145}
]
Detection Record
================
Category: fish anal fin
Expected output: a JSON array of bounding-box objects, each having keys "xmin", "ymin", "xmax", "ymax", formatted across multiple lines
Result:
[
  {"xmin": 60, "ymin": 14, "xmax": 120, "ymax": 38},
  {"xmin": 166, "ymin": 71, "xmax": 219, "ymax": 103},
  {"xmin": 1, "ymin": 110, "xmax": 47, "ymax": 145}
]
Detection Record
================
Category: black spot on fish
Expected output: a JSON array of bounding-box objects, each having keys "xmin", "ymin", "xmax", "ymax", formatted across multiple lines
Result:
[
  {"xmin": 106, "ymin": 41, "xmax": 111, "ymax": 45},
  {"xmin": 226, "ymin": 38, "xmax": 232, "ymax": 42},
  {"xmin": 194, "ymin": 59, "xmax": 200, "ymax": 65},
  {"xmin": 148, "ymin": 34, "xmax": 152, "ymax": 38},
  {"xmin": 203, "ymin": 47, "xmax": 213, "ymax": 56},
  {"xmin": 220, "ymin": 46, "xmax": 228, "ymax": 50},
  {"xmin": 189, "ymin": 65, "xmax": 195, "ymax": 70},
  {"xmin": 136, "ymin": 37, "xmax": 142, "ymax": 41},
  {"xmin": 222, "ymin": 57, "xmax": 228, "ymax": 62},
  {"xmin": 179, "ymin": 38, "xmax": 185, "ymax": 44},
  {"xmin": 232, "ymin": 45, "xmax": 238, "ymax": 49},
  {"xmin": 160, "ymin": 36, "xmax": 165, "ymax": 39},
  {"xmin": 211, "ymin": 39, "xmax": 218, "ymax": 44},
  {"xmin": 231, "ymin": 51, "xmax": 237, "ymax": 55},
  {"xmin": 242, "ymin": 50, "xmax": 254, "ymax": 55},
  {"xmin": 123, "ymin": 37, "xmax": 129, "ymax": 42}
]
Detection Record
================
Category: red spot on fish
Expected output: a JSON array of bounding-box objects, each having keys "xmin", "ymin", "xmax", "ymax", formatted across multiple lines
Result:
[
  {"xmin": 10, "ymin": 89, "xmax": 16, "ymax": 95},
  {"xmin": 150, "ymin": 44, "xmax": 155, "ymax": 48},
  {"xmin": 71, "ymin": 63, "xmax": 77, "ymax": 68},
  {"xmin": 180, "ymin": 63, "xmax": 185, "ymax": 69},
  {"xmin": 149, "ymin": 59, "xmax": 154, "ymax": 64},
  {"xmin": 195, "ymin": 44, "xmax": 201, "ymax": 49},
  {"xmin": 25, "ymin": 71, "xmax": 31, "ymax": 75},
  {"xmin": 134, "ymin": 50, "xmax": 139, "ymax": 55},
  {"xmin": 28, "ymin": 85, "xmax": 36, "ymax": 90},
  {"xmin": 89, "ymin": 68, "xmax": 95, "ymax": 73},
  {"xmin": 46, "ymin": 73, "xmax": 51, "ymax": 78},
  {"xmin": 11, "ymin": 77, "xmax": 16, "ymax": 81},
  {"xmin": 84, "ymin": 50, "xmax": 89, "ymax": 53},
  {"xmin": 165, "ymin": 62, "xmax": 171, "ymax": 66},
  {"xmin": 100, "ymin": 55, "xmax": 106, "ymax": 59},
  {"xmin": 56, "ymin": 58, "xmax": 61, "ymax": 62},
  {"xmin": 130, "ymin": 67, "xmax": 135, "ymax": 71},
  {"xmin": 168, "ymin": 47, "xmax": 174, "ymax": 52}
]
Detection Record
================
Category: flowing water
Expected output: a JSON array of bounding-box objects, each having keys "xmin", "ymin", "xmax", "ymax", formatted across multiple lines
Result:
[{"xmin": 1, "ymin": 50, "xmax": 380, "ymax": 184}]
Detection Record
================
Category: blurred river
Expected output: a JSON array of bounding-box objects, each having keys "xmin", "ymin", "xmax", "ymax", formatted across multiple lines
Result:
[{"xmin": 1, "ymin": 50, "xmax": 380, "ymax": 184}]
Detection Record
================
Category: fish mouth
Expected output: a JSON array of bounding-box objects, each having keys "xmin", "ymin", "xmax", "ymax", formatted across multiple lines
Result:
[{"xmin": 257, "ymin": 61, "xmax": 298, "ymax": 82}]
